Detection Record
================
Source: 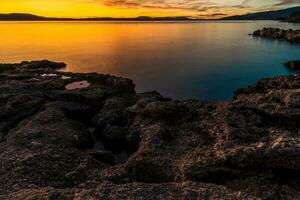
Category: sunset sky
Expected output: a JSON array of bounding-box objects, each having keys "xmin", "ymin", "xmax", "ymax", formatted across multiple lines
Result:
[{"xmin": 0, "ymin": 0, "xmax": 299, "ymax": 19}]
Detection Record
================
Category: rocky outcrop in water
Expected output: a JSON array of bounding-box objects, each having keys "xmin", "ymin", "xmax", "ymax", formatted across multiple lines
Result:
[
  {"xmin": 253, "ymin": 28, "xmax": 300, "ymax": 43},
  {"xmin": 285, "ymin": 60, "xmax": 300, "ymax": 70},
  {"xmin": 0, "ymin": 60, "xmax": 299, "ymax": 199}
]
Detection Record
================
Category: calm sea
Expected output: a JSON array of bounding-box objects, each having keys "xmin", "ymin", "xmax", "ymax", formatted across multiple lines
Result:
[{"xmin": 1, "ymin": 21, "xmax": 300, "ymax": 101}]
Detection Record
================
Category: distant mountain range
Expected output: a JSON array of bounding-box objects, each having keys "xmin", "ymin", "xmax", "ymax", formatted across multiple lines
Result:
[
  {"xmin": 0, "ymin": 13, "xmax": 47, "ymax": 20},
  {"xmin": 0, "ymin": 13, "xmax": 192, "ymax": 21},
  {"xmin": 285, "ymin": 12, "xmax": 300, "ymax": 23},
  {"xmin": 1, "ymin": 6, "xmax": 300, "ymax": 22},
  {"xmin": 221, "ymin": 6, "xmax": 300, "ymax": 20}
]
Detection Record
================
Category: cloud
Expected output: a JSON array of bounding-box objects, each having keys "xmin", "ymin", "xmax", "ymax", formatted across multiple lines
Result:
[
  {"xmin": 197, "ymin": 13, "xmax": 227, "ymax": 17},
  {"xmin": 241, "ymin": 0, "xmax": 252, "ymax": 6},
  {"xmin": 241, "ymin": 0, "xmax": 299, "ymax": 7},
  {"xmin": 93, "ymin": 0, "xmax": 250, "ymax": 14},
  {"xmin": 274, "ymin": 0, "xmax": 298, "ymax": 6},
  {"xmin": 99, "ymin": 0, "xmax": 216, "ymax": 10},
  {"xmin": 88, "ymin": 0, "xmax": 300, "ymax": 18}
]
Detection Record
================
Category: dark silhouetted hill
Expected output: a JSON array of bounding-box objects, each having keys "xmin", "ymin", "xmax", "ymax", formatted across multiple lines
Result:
[
  {"xmin": 285, "ymin": 12, "xmax": 300, "ymax": 22},
  {"xmin": 0, "ymin": 13, "xmax": 192, "ymax": 21},
  {"xmin": 221, "ymin": 6, "xmax": 300, "ymax": 20},
  {"xmin": 0, "ymin": 13, "xmax": 47, "ymax": 20}
]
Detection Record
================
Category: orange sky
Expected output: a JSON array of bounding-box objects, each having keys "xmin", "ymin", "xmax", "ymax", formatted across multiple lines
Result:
[{"xmin": 0, "ymin": 0, "xmax": 299, "ymax": 19}]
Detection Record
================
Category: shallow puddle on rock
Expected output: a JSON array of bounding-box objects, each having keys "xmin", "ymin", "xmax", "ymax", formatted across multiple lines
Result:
[
  {"xmin": 65, "ymin": 80, "xmax": 90, "ymax": 90},
  {"xmin": 89, "ymin": 128, "xmax": 105, "ymax": 150},
  {"xmin": 89, "ymin": 127, "xmax": 130, "ymax": 165},
  {"xmin": 61, "ymin": 75, "xmax": 71, "ymax": 80},
  {"xmin": 93, "ymin": 140, "xmax": 105, "ymax": 150},
  {"xmin": 41, "ymin": 73, "xmax": 59, "ymax": 77},
  {"xmin": 114, "ymin": 151, "xmax": 128, "ymax": 164},
  {"xmin": 29, "ymin": 78, "xmax": 40, "ymax": 82}
]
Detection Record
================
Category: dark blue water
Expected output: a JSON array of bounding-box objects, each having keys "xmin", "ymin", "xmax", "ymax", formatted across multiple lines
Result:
[{"xmin": 0, "ymin": 21, "xmax": 300, "ymax": 101}]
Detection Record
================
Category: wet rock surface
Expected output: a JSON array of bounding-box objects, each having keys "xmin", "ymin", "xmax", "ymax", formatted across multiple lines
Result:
[
  {"xmin": 0, "ymin": 60, "xmax": 299, "ymax": 199},
  {"xmin": 253, "ymin": 28, "xmax": 300, "ymax": 43}
]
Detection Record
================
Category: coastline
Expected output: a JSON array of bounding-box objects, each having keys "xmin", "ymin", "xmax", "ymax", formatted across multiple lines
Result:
[{"xmin": 0, "ymin": 58, "xmax": 299, "ymax": 199}]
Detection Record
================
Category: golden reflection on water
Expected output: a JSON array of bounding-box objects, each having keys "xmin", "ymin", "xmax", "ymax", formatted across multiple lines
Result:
[
  {"xmin": 0, "ymin": 21, "xmax": 299, "ymax": 100},
  {"xmin": 0, "ymin": 21, "xmax": 206, "ymax": 75},
  {"xmin": 0, "ymin": 21, "xmax": 141, "ymax": 74}
]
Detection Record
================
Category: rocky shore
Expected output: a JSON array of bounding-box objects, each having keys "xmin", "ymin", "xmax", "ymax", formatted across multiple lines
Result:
[
  {"xmin": 253, "ymin": 27, "xmax": 300, "ymax": 43},
  {"xmin": 0, "ymin": 60, "xmax": 299, "ymax": 199}
]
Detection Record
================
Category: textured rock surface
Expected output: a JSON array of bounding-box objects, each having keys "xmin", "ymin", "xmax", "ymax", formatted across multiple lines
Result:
[
  {"xmin": 253, "ymin": 28, "xmax": 300, "ymax": 43},
  {"xmin": 0, "ymin": 60, "xmax": 299, "ymax": 199}
]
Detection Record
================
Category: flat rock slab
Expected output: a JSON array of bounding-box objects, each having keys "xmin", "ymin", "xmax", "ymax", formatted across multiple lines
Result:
[{"xmin": 65, "ymin": 80, "xmax": 91, "ymax": 90}]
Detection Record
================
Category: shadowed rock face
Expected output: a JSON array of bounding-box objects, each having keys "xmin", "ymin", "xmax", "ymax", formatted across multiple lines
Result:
[{"xmin": 0, "ymin": 60, "xmax": 299, "ymax": 199}]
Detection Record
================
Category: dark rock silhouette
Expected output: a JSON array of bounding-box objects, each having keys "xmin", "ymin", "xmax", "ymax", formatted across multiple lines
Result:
[
  {"xmin": 285, "ymin": 60, "xmax": 300, "ymax": 70},
  {"xmin": 222, "ymin": 6, "xmax": 300, "ymax": 20},
  {"xmin": 0, "ymin": 60, "xmax": 299, "ymax": 199}
]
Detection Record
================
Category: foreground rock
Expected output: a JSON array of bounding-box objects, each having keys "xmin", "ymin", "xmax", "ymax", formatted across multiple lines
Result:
[
  {"xmin": 285, "ymin": 60, "xmax": 300, "ymax": 70},
  {"xmin": 253, "ymin": 28, "xmax": 300, "ymax": 43},
  {"xmin": 0, "ymin": 60, "xmax": 299, "ymax": 199}
]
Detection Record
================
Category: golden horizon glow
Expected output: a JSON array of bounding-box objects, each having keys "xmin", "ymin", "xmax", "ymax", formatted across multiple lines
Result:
[{"xmin": 0, "ymin": 0, "xmax": 299, "ymax": 19}]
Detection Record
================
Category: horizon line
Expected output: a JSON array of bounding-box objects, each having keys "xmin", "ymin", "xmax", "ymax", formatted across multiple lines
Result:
[{"xmin": 1, "ymin": 5, "xmax": 299, "ymax": 21}]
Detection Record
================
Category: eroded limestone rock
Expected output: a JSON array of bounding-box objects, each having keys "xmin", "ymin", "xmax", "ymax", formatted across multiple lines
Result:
[{"xmin": 0, "ymin": 60, "xmax": 299, "ymax": 199}]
